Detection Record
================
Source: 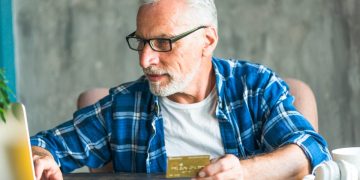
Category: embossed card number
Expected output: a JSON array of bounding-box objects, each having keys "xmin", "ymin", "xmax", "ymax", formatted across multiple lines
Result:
[{"xmin": 166, "ymin": 155, "xmax": 210, "ymax": 178}]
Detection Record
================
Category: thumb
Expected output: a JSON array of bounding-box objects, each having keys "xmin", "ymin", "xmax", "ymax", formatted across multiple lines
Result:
[{"xmin": 210, "ymin": 157, "xmax": 221, "ymax": 164}]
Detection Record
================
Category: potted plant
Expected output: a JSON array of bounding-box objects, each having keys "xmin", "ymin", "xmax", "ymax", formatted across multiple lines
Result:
[{"xmin": 0, "ymin": 68, "xmax": 13, "ymax": 123}]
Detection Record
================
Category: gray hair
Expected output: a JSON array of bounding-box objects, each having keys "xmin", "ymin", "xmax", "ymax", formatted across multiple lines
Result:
[{"xmin": 139, "ymin": 0, "xmax": 218, "ymax": 29}]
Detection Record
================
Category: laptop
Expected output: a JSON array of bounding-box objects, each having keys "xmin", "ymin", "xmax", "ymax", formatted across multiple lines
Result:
[{"xmin": 0, "ymin": 103, "xmax": 36, "ymax": 180}]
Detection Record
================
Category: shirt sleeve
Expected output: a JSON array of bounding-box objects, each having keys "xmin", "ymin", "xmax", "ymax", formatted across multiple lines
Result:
[
  {"xmin": 30, "ymin": 95, "xmax": 113, "ymax": 173},
  {"xmin": 260, "ymin": 73, "xmax": 331, "ymax": 170}
]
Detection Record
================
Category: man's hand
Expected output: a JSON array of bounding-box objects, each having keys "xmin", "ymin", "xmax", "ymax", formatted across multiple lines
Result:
[
  {"xmin": 193, "ymin": 144, "xmax": 310, "ymax": 180},
  {"xmin": 193, "ymin": 154, "xmax": 246, "ymax": 180},
  {"xmin": 32, "ymin": 146, "xmax": 63, "ymax": 180}
]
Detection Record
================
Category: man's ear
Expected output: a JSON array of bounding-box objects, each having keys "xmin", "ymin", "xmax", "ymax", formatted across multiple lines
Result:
[{"xmin": 202, "ymin": 27, "xmax": 218, "ymax": 57}]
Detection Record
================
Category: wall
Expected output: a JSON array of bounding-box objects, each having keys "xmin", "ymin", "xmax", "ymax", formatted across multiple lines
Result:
[{"xmin": 14, "ymin": 0, "xmax": 360, "ymax": 152}]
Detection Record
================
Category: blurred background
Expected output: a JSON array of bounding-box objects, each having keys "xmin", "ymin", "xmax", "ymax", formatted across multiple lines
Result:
[{"xmin": 7, "ymin": 0, "xmax": 360, "ymax": 151}]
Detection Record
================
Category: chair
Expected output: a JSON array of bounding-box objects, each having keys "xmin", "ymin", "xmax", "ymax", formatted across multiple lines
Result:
[
  {"xmin": 284, "ymin": 78, "xmax": 318, "ymax": 131},
  {"xmin": 77, "ymin": 78, "xmax": 318, "ymax": 173}
]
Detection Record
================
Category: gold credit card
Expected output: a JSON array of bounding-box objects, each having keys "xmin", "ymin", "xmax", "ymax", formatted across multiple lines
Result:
[{"xmin": 166, "ymin": 155, "xmax": 210, "ymax": 178}]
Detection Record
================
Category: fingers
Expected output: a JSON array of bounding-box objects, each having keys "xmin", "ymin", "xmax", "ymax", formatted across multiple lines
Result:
[
  {"xmin": 210, "ymin": 166, "xmax": 243, "ymax": 180},
  {"xmin": 194, "ymin": 154, "xmax": 243, "ymax": 180},
  {"xmin": 193, "ymin": 167, "xmax": 242, "ymax": 180},
  {"xmin": 44, "ymin": 169, "xmax": 63, "ymax": 180},
  {"xmin": 33, "ymin": 154, "xmax": 63, "ymax": 180},
  {"xmin": 33, "ymin": 155, "xmax": 45, "ymax": 179},
  {"xmin": 202, "ymin": 154, "xmax": 240, "ymax": 176}
]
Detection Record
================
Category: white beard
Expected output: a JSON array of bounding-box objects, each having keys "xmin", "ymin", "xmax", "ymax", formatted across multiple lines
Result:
[{"xmin": 143, "ymin": 60, "xmax": 202, "ymax": 97}]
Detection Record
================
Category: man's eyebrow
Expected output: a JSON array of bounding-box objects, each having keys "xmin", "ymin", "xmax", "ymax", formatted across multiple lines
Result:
[
  {"xmin": 157, "ymin": 32, "xmax": 176, "ymax": 38},
  {"xmin": 135, "ymin": 32, "xmax": 175, "ymax": 39}
]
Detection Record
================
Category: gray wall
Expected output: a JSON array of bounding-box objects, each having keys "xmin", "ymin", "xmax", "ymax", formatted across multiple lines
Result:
[{"xmin": 14, "ymin": 0, "xmax": 360, "ymax": 151}]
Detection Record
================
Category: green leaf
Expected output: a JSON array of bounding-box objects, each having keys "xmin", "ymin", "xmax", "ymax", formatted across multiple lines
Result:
[
  {"xmin": 0, "ymin": 68, "xmax": 14, "ymax": 123},
  {"xmin": 0, "ymin": 108, "xmax": 6, "ymax": 123}
]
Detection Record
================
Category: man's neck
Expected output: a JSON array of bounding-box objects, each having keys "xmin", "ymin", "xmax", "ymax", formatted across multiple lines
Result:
[{"xmin": 167, "ymin": 61, "xmax": 215, "ymax": 104}]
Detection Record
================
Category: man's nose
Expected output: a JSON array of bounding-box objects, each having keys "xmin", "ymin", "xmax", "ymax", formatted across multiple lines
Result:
[{"xmin": 139, "ymin": 43, "xmax": 159, "ymax": 69}]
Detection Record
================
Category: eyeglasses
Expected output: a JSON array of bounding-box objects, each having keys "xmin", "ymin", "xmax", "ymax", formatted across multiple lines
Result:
[{"xmin": 126, "ymin": 26, "xmax": 207, "ymax": 52}]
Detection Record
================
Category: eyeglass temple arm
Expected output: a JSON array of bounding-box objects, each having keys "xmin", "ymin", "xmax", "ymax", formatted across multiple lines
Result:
[{"xmin": 170, "ymin": 26, "xmax": 208, "ymax": 42}]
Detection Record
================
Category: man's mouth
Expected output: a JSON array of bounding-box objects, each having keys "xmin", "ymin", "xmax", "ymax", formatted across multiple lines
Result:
[{"xmin": 146, "ymin": 74, "xmax": 166, "ymax": 82}]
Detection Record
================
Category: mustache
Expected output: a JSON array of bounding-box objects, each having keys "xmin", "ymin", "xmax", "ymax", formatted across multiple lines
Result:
[{"xmin": 143, "ymin": 66, "xmax": 168, "ymax": 75}]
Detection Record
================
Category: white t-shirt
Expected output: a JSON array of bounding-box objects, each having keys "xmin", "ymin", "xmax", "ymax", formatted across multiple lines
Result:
[{"xmin": 159, "ymin": 89, "xmax": 225, "ymax": 159}]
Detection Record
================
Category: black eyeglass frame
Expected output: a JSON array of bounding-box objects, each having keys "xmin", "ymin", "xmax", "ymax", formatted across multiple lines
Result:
[{"xmin": 126, "ymin": 26, "xmax": 208, "ymax": 52}]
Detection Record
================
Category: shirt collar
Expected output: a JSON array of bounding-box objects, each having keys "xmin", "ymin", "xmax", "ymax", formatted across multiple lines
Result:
[{"xmin": 211, "ymin": 57, "xmax": 229, "ymax": 120}]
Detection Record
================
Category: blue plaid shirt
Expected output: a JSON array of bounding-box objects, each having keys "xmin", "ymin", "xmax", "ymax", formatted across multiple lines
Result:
[{"xmin": 31, "ymin": 57, "xmax": 331, "ymax": 173}]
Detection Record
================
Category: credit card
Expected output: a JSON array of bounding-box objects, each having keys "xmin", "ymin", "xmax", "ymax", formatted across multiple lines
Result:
[{"xmin": 166, "ymin": 155, "xmax": 210, "ymax": 178}]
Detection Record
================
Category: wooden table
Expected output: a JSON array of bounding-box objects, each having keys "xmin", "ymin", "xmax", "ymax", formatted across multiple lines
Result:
[{"xmin": 63, "ymin": 173, "xmax": 190, "ymax": 180}]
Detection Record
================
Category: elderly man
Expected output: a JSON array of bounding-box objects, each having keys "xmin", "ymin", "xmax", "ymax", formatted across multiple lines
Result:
[{"xmin": 31, "ymin": 0, "xmax": 331, "ymax": 179}]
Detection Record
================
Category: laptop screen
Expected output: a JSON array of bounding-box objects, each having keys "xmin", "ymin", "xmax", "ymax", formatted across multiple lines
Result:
[{"xmin": 0, "ymin": 103, "xmax": 36, "ymax": 180}]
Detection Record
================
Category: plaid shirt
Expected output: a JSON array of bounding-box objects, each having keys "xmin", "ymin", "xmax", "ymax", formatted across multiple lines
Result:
[{"xmin": 31, "ymin": 57, "xmax": 331, "ymax": 173}]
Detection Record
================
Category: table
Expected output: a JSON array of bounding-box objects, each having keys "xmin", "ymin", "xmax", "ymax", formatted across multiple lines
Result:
[{"xmin": 63, "ymin": 173, "xmax": 190, "ymax": 180}]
